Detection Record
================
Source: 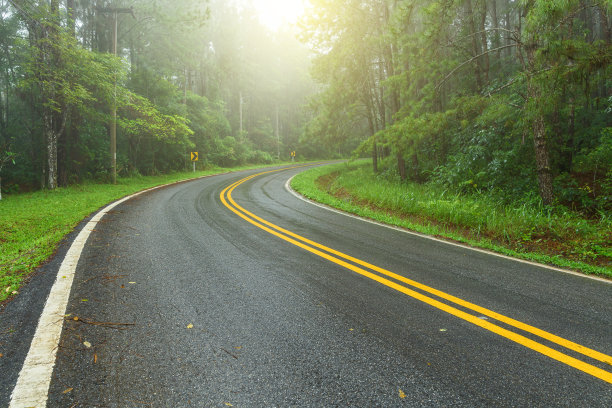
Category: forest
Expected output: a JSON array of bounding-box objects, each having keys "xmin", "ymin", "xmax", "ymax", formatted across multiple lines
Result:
[
  {"xmin": 300, "ymin": 0, "xmax": 611, "ymax": 214},
  {"xmin": 0, "ymin": 0, "xmax": 611, "ymax": 216},
  {"xmin": 0, "ymin": 0, "xmax": 315, "ymax": 193}
]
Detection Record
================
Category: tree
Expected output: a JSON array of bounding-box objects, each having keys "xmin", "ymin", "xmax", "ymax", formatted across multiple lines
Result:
[
  {"xmin": 0, "ymin": 143, "xmax": 16, "ymax": 200},
  {"xmin": 301, "ymin": 0, "xmax": 611, "ymax": 213}
]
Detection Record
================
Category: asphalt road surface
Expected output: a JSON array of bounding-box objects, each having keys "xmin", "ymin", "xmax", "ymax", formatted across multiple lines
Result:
[{"xmin": 2, "ymin": 164, "xmax": 611, "ymax": 407}]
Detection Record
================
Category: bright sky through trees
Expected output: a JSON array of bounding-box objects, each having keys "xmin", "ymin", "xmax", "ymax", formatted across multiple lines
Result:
[{"xmin": 252, "ymin": 0, "xmax": 307, "ymax": 30}]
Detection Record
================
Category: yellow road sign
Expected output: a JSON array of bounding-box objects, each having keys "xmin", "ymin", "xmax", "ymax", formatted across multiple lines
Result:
[{"xmin": 191, "ymin": 152, "xmax": 199, "ymax": 161}]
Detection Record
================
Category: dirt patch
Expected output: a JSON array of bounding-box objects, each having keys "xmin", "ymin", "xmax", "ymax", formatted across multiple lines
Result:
[{"xmin": 315, "ymin": 171, "xmax": 339, "ymax": 193}]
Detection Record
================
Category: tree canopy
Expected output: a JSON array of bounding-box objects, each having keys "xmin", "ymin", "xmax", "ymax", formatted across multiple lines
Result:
[
  {"xmin": 299, "ymin": 0, "xmax": 611, "ymax": 212},
  {"xmin": 1, "ymin": 0, "xmax": 610, "ymax": 215},
  {"xmin": 0, "ymin": 0, "xmax": 315, "ymax": 191}
]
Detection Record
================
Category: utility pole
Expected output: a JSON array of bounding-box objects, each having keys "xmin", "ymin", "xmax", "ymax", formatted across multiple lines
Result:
[
  {"xmin": 97, "ymin": 6, "xmax": 134, "ymax": 184},
  {"xmin": 239, "ymin": 91, "xmax": 243, "ymax": 135},
  {"xmin": 275, "ymin": 105, "xmax": 280, "ymax": 160}
]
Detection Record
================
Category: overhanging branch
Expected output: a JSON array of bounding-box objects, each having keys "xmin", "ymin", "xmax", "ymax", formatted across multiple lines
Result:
[{"xmin": 435, "ymin": 44, "xmax": 518, "ymax": 90}]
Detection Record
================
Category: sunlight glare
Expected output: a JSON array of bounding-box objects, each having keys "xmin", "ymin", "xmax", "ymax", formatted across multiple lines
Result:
[{"xmin": 252, "ymin": 0, "xmax": 307, "ymax": 30}]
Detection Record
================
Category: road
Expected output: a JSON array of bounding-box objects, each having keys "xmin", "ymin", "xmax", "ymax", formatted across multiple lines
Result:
[{"xmin": 2, "ymin": 164, "xmax": 611, "ymax": 406}]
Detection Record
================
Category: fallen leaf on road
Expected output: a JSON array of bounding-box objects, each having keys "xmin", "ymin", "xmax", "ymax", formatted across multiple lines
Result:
[
  {"xmin": 94, "ymin": 354, "xmax": 98, "ymax": 363},
  {"xmin": 0, "ymin": 353, "xmax": 4, "ymax": 358},
  {"xmin": 439, "ymin": 328, "xmax": 447, "ymax": 332},
  {"xmin": 63, "ymin": 387, "xmax": 73, "ymax": 394},
  {"xmin": 234, "ymin": 346, "xmax": 242, "ymax": 350},
  {"xmin": 81, "ymin": 299, "xmax": 88, "ymax": 302},
  {"xmin": 11, "ymin": 291, "xmax": 17, "ymax": 295},
  {"xmin": 129, "ymin": 282, "xmax": 136, "ymax": 284},
  {"xmin": 83, "ymin": 341, "xmax": 91, "ymax": 348},
  {"xmin": 399, "ymin": 389, "xmax": 406, "ymax": 399},
  {"xmin": 73, "ymin": 317, "xmax": 79, "ymax": 321},
  {"xmin": 187, "ymin": 324, "xmax": 194, "ymax": 329},
  {"xmin": 224, "ymin": 403, "xmax": 233, "ymax": 407}
]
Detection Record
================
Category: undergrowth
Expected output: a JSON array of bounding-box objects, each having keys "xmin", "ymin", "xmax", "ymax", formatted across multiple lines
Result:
[{"xmin": 291, "ymin": 161, "xmax": 611, "ymax": 278}]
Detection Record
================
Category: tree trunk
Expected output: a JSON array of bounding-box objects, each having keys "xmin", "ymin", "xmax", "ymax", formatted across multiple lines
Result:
[
  {"xmin": 31, "ymin": 18, "xmax": 52, "ymax": 189},
  {"xmin": 518, "ymin": 1, "xmax": 554, "ymax": 205},
  {"xmin": 48, "ymin": 0, "xmax": 61, "ymax": 189},
  {"xmin": 67, "ymin": 0, "xmax": 76, "ymax": 33},
  {"xmin": 89, "ymin": 6, "xmax": 95, "ymax": 50},
  {"xmin": 531, "ymin": 109, "xmax": 554, "ymax": 205},
  {"xmin": 95, "ymin": 0, "xmax": 107, "ymax": 52},
  {"xmin": 377, "ymin": 60, "xmax": 386, "ymax": 129},
  {"xmin": 372, "ymin": 136, "xmax": 378, "ymax": 173},
  {"xmin": 524, "ymin": 51, "xmax": 554, "ymax": 204},
  {"xmin": 491, "ymin": 0, "xmax": 501, "ymax": 61},
  {"xmin": 479, "ymin": 1, "xmax": 489, "ymax": 85},
  {"xmin": 0, "ymin": 26, "xmax": 10, "ymax": 138},
  {"xmin": 363, "ymin": 64, "xmax": 378, "ymax": 173},
  {"xmin": 183, "ymin": 67, "xmax": 188, "ymax": 105},
  {"xmin": 397, "ymin": 152, "xmax": 406, "ymax": 180},
  {"xmin": 566, "ymin": 97, "xmax": 575, "ymax": 171},
  {"xmin": 68, "ymin": 0, "xmax": 80, "ymax": 184},
  {"xmin": 58, "ymin": 128, "xmax": 67, "ymax": 186},
  {"xmin": 411, "ymin": 152, "xmax": 419, "ymax": 182},
  {"xmin": 465, "ymin": 0, "xmax": 483, "ymax": 91},
  {"xmin": 598, "ymin": 5, "xmax": 611, "ymax": 43},
  {"xmin": 44, "ymin": 109, "xmax": 58, "ymax": 190},
  {"xmin": 366, "ymin": 107, "xmax": 378, "ymax": 173},
  {"xmin": 504, "ymin": 3, "xmax": 512, "ymax": 58}
]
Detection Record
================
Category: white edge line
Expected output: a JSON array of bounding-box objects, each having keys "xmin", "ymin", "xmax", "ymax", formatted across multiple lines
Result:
[
  {"xmin": 284, "ymin": 175, "xmax": 611, "ymax": 285},
  {"xmin": 8, "ymin": 173, "xmax": 219, "ymax": 408}
]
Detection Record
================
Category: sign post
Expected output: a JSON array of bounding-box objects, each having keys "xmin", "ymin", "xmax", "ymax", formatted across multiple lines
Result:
[
  {"xmin": 291, "ymin": 151, "xmax": 296, "ymax": 162},
  {"xmin": 190, "ymin": 151, "xmax": 198, "ymax": 172}
]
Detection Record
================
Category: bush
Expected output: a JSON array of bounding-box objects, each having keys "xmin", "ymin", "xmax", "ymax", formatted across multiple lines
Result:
[{"xmin": 248, "ymin": 150, "xmax": 274, "ymax": 164}]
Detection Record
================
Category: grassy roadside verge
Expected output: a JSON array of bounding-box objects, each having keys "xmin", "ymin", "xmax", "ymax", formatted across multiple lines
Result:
[
  {"xmin": 0, "ymin": 163, "xmax": 297, "ymax": 303},
  {"xmin": 291, "ymin": 161, "xmax": 612, "ymax": 278}
]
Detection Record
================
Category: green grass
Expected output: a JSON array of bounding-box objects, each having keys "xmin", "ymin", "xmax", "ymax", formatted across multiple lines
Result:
[
  {"xmin": 291, "ymin": 161, "xmax": 612, "ymax": 278},
  {"xmin": 0, "ymin": 163, "xmax": 297, "ymax": 302}
]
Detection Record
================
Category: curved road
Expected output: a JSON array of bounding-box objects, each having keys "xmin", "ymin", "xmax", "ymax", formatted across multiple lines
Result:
[{"xmin": 4, "ymin": 164, "xmax": 612, "ymax": 406}]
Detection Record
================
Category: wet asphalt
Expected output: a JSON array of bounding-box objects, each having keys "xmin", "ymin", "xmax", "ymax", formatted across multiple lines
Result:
[{"xmin": 1, "ymin": 164, "xmax": 611, "ymax": 407}]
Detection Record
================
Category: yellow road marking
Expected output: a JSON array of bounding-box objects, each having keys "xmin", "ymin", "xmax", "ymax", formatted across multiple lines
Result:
[
  {"xmin": 227, "ymin": 178, "xmax": 612, "ymax": 367},
  {"xmin": 220, "ymin": 169, "xmax": 612, "ymax": 384}
]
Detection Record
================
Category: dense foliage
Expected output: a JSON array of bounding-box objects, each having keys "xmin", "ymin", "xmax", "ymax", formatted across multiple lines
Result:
[
  {"xmin": 0, "ymin": 0, "xmax": 315, "ymax": 193},
  {"xmin": 300, "ymin": 0, "xmax": 612, "ymax": 214},
  {"xmin": 1, "ymin": 0, "xmax": 611, "ymax": 217}
]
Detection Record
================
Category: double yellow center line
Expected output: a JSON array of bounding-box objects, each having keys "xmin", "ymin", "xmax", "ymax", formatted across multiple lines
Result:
[{"xmin": 220, "ymin": 167, "xmax": 612, "ymax": 384}]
